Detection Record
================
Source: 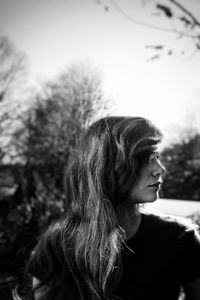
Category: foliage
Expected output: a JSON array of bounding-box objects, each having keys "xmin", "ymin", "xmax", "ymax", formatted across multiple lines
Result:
[
  {"xmin": 0, "ymin": 174, "xmax": 64, "ymax": 272},
  {"xmin": 161, "ymin": 133, "xmax": 200, "ymax": 200}
]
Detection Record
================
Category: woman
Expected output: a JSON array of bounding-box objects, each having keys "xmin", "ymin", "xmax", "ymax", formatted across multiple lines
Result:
[{"xmin": 16, "ymin": 116, "xmax": 200, "ymax": 300}]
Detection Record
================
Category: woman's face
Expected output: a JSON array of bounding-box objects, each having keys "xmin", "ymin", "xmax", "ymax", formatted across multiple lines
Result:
[{"xmin": 129, "ymin": 151, "xmax": 165, "ymax": 203}]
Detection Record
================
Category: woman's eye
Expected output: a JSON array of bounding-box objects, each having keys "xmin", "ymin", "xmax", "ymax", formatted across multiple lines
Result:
[{"xmin": 149, "ymin": 152, "xmax": 160, "ymax": 162}]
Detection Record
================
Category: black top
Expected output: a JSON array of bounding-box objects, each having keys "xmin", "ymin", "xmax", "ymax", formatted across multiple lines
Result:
[{"xmin": 114, "ymin": 213, "xmax": 200, "ymax": 300}]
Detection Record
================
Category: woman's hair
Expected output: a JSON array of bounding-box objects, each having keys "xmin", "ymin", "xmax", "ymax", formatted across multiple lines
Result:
[{"xmin": 16, "ymin": 116, "xmax": 162, "ymax": 300}]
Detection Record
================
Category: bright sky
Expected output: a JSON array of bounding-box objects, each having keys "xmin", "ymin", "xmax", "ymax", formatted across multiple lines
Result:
[{"xmin": 0, "ymin": 0, "xmax": 200, "ymax": 144}]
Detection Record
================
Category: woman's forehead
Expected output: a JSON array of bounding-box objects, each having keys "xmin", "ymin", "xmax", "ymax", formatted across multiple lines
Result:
[{"xmin": 134, "ymin": 141, "xmax": 160, "ymax": 154}]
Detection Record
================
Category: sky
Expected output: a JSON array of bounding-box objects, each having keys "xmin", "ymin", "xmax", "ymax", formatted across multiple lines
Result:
[{"xmin": 0, "ymin": 0, "xmax": 200, "ymax": 145}]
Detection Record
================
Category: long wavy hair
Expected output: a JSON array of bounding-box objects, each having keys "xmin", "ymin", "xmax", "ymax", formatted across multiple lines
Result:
[{"xmin": 16, "ymin": 116, "xmax": 162, "ymax": 300}]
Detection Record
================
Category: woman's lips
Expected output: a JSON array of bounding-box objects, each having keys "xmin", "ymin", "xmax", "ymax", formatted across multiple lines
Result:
[{"xmin": 148, "ymin": 182, "xmax": 161, "ymax": 188}]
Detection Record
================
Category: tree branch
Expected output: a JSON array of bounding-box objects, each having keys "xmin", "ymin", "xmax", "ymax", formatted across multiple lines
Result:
[
  {"xmin": 108, "ymin": 0, "xmax": 199, "ymax": 38},
  {"xmin": 168, "ymin": 0, "xmax": 200, "ymax": 27},
  {"xmin": 109, "ymin": 0, "xmax": 176, "ymax": 33}
]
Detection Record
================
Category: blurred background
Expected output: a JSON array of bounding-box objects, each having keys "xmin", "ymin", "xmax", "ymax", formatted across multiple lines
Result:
[{"xmin": 0, "ymin": 0, "xmax": 200, "ymax": 298}]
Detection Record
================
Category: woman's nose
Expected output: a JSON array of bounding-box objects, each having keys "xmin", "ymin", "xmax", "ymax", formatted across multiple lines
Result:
[{"xmin": 152, "ymin": 161, "xmax": 165, "ymax": 177}]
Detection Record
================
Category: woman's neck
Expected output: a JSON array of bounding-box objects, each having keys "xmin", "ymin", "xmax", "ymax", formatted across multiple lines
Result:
[{"xmin": 116, "ymin": 201, "xmax": 142, "ymax": 240}]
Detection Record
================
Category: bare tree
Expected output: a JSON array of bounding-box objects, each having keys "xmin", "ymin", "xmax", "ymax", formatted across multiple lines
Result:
[
  {"xmin": 0, "ymin": 35, "xmax": 28, "ymax": 103},
  {"xmin": 0, "ymin": 35, "xmax": 29, "ymax": 163},
  {"xmin": 13, "ymin": 62, "xmax": 110, "ymax": 188}
]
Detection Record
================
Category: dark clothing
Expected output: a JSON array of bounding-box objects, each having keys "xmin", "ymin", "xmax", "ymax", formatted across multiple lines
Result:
[{"xmin": 114, "ymin": 213, "xmax": 200, "ymax": 300}]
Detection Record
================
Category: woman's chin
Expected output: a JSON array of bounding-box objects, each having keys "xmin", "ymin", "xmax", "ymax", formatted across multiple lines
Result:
[
  {"xmin": 143, "ymin": 192, "xmax": 158, "ymax": 203},
  {"xmin": 128, "ymin": 189, "xmax": 159, "ymax": 204}
]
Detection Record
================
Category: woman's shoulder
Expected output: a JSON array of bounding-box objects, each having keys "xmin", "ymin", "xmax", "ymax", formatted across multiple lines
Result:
[{"xmin": 142, "ymin": 210, "xmax": 199, "ymax": 236}]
